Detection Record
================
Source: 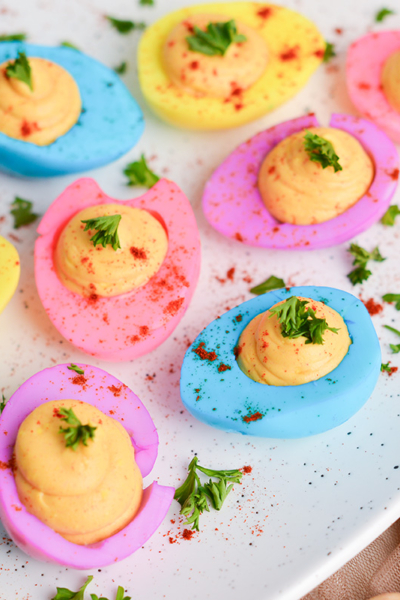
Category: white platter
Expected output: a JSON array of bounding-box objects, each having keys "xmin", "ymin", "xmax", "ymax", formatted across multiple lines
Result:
[{"xmin": 0, "ymin": 0, "xmax": 400, "ymax": 598}]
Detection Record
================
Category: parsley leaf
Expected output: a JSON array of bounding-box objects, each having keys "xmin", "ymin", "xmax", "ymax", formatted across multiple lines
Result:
[
  {"xmin": 0, "ymin": 33, "xmax": 26, "ymax": 42},
  {"xmin": 60, "ymin": 41, "xmax": 80, "ymax": 51},
  {"xmin": 381, "ymin": 362, "xmax": 391, "ymax": 372},
  {"xmin": 67, "ymin": 364, "xmax": 85, "ymax": 375},
  {"xmin": 52, "ymin": 576, "xmax": 93, "ymax": 600},
  {"xmin": 174, "ymin": 457, "xmax": 242, "ymax": 531},
  {"xmin": 375, "ymin": 8, "xmax": 395, "ymax": 22},
  {"xmin": 323, "ymin": 41, "xmax": 336, "ymax": 62},
  {"xmin": 81, "ymin": 214, "xmax": 122, "ymax": 251},
  {"xmin": 124, "ymin": 155, "xmax": 160, "ymax": 188},
  {"xmin": 0, "ymin": 394, "xmax": 7, "ymax": 414},
  {"xmin": 250, "ymin": 275, "xmax": 286, "ymax": 295},
  {"xmin": 187, "ymin": 20, "xmax": 247, "ymax": 56},
  {"xmin": 57, "ymin": 407, "xmax": 97, "ymax": 451},
  {"xmin": 384, "ymin": 325, "xmax": 400, "ymax": 353},
  {"xmin": 5, "ymin": 51, "xmax": 32, "ymax": 90},
  {"xmin": 381, "ymin": 205, "xmax": 400, "ymax": 226},
  {"xmin": 10, "ymin": 197, "xmax": 38, "ymax": 229},
  {"xmin": 140, "ymin": 0, "xmax": 154, "ymax": 4},
  {"xmin": 303, "ymin": 130, "xmax": 342, "ymax": 172},
  {"xmin": 382, "ymin": 294, "xmax": 400, "ymax": 310},
  {"xmin": 347, "ymin": 243, "xmax": 385, "ymax": 285},
  {"xmin": 114, "ymin": 61, "xmax": 127, "ymax": 74},
  {"xmin": 90, "ymin": 588, "xmax": 131, "ymax": 600},
  {"xmin": 106, "ymin": 16, "xmax": 146, "ymax": 34},
  {"xmin": 268, "ymin": 296, "xmax": 339, "ymax": 344}
]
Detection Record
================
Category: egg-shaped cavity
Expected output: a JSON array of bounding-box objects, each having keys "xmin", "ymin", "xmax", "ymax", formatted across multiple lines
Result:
[
  {"xmin": 55, "ymin": 203, "xmax": 168, "ymax": 297},
  {"xmin": 346, "ymin": 31, "xmax": 400, "ymax": 144},
  {"xmin": 202, "ymin": 113, "xmax": 399, "ymax": 250},
  {"xmin": 0, "ymin": 236, "xmax": 20, "ymax": 314},
  {"xmin": 0, "ymin": 363, "xmax": 174, "ymax": 568},
  {"xmin": 236, "ymin": 297, "xmax": 351, "ymax": 386},
  {"xmin": 15, "ymin": 399, "xmax": 143, "ymax": 546},
  {"xmin": 0, "ymin": 43, "xmax": 144, "ymax": 176},
  {"xmin": 35, "ymin": 178, "xmax": 201, "ymax": 361},
  {"xmin": 138, "ymin": 2, "xmax": 324, "ymax": 130},
  {"xmin": 180, "ymin": 286, "xmax": 381, "ymax": 438},
  {"xmin": 0, "ymin": 56, "xmax": 81, "ymax": 145},
  {"xmin": 258, "ymin": 127, "xmax": 374, "ymax": 225}
]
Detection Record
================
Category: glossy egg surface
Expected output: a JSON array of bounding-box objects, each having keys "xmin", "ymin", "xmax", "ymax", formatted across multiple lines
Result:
[
  {"xmin": 347, "ymin": 31, "xmax": 400, "ymax": 143},
  {"xmin": 180, "ymin": 286, "xmax": 381, "ymax": 438},
  {"xmin": 138, "ymin": 2, "xmax": 324, "ymax": 129},
  {"xmin": 0, "ymin": 363, "xmax": 174, "ymax": 569},
  {"xmin": 0, "ymin": 43, "xmax": 144, "ymax": 177},
  {"xmin": 34, "ymin": 178, "xmax": 201, "ymax": 361},
  {"xmin": 202, "ymin": 113, "xmax": 399, "ymax": 249}
]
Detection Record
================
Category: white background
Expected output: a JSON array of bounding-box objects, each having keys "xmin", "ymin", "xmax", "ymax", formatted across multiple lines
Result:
[{"xmin": 0, "ymin": 1, "xmax": 400, "ymax": 599}]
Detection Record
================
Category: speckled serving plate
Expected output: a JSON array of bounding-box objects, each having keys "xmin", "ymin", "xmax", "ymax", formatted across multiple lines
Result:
[
  {"xmin": 1, "ymin": 1, "xmax": 400, "ymax": 599},
  {"xmin": 0, "ymin": 43, "xmax": 144, "ymax": 177}
]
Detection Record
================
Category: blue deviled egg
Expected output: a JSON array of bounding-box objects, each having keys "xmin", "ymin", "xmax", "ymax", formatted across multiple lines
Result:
[
  {"xmin": 180, "ymin": 286, "xmax": 381, "ymax": 438},
  {"xmin": 0, "ymin": 43, "xmax": 144, "ymax": 177}
]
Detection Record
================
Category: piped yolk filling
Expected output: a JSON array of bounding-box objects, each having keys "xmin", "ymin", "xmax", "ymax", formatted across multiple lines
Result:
[
  {"xmin": 236, "ymin": 298, "xmax": 351, "ymax": 386},
  {"xmin": 0, "ymin": 57, "xmax": 81, "ymax": 145},
  {"xmin": 163, "ymin": 14, "xmax": 268, "ymax": 98},
  {"xmin": 14, "ymin": 399, "xmax": 143, "ymax": 546},
  {"xmin": 381, "ymin": 50, "xmax": 400, "ymax": 113},
  {"xmin": 54, "ymin": 203, "xmax": 168, "ymax": 298},
  {"xmin": 258, "ymin": 127, "xmax": 374, "ymax": 225}
]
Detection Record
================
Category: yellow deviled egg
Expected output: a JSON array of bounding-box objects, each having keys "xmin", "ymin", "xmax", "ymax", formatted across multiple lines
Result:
[
  {"xmin": 0, "ymin": 236, "xmax": 20, "ymax": 314},
  {"xmin": 138, "ymin": 2, "xmax": 325, "ymax": 129}
]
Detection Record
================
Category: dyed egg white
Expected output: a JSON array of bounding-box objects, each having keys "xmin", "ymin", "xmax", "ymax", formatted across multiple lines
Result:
[
  {"xmin": 180, "ymin": 286, "xmax": 381, "ymax": 438},
  {"xmin": 0, "ymin": 236, "xmax": 20, "ymax": 314},
  {"xmin": 202, "ymin": 113, "xmax": 399, "ymax": 249},
  {"xmin": 0, "ymin": 43, "xmax": 144, "ymax": 177},
  {"xmin": 0, "ymin": 363, "xmax": 174, "ymax": 568},
  {"xmin": 347, "ymin": 31, "xmax": 400, "ymax": 143},
  {"xmin": 34, "ymin": 178, "xmax": 201, "ymax": 361}
]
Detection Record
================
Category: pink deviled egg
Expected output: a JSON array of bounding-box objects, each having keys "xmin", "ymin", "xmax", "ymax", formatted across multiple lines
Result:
[
  {"xmin": 347, "ymin": 31, "xmax": 400, "ymax": 143},
  {"xmin": 35, "ymin": 178, "xmax": 201, "ymax": 361},
  {"xmin": 0, "ymin": 363, "xmax": 174, "ymax": 569},
  {"xmin": 202, "ymin": 113, "xmax": 399, "ymax": 250}
]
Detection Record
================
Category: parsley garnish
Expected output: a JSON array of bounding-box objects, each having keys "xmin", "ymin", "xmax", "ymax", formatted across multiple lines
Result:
[
  {"xmin": 0, "ymin": 33, "xmax": 26, "ymax": 42},
  {"xmin": 381, "ymin": 205, "xmax": 400, "ymax": 226},
  {"xmin": 67, "ymin": 364, "xmax": 85, "ymax": 375},
  {"xmin": 51, "ymin": 575, "xmax": 93, "ymax": 600},
  {"xmin": 58, "ymin": 408, "xmax": 97, "ymax": 451},
  {"xmin": 384, "ymin": 324, "xmax": 400, "ymax": 353},
  {"xmin": 174, "ymin": 456, "xmax": 242, "ymax": 531},
  {"xmin": 323, "ymin": 42, "xmax": 336, "ymax": 62},
  {"xmin": 124, "ymin": 155, "xmax": 160, "ymax": 188},
  {"xmin": 347, "ymin": 243, "xmax": 385, "ymax": 285},
  {"xmin": 187, "ymin": 20, "xmax": 247, "ymax": 56},
  {"xmin": 10, "ymin": 197, "xmax": 38, "ymax": 229},
  {"xmin": 269, "ymin": 296, "xmax": 339, "ymax": 344},
  {"xmin": 376, "ymin": 8, "xmax": 395, "ymax": 22},
  {"xmin": 91, "ymin": 586, "xmax": 131, "ymax": 600},
  {"xmin": 381, "ymin": 362, "xmax": 392, "ymax": 372},
  {"xmin": 81, "ymin": 214, "xmax": 122, "ymax": 251},
  {"xmin": 60, "ymin": 41, "xmax": 80, "ymax": 51},
  {"xmin": 0, "ymin": 394, "xmax": 7, "ymax": 414},
  {"xmin": 140, "ymin": 0, "xmax": 154, "ymax": 4},
  {"xmin": 304, "ymin": 130, "xmax": 342, "ymax": 172},
  {"xmin": 383, "ymin": 294, "xmax": 400, "ymax": 310},
  {"xmin": 250, "ymin": 275, "xmax": 286, "ymax": 295},
  {"xmin": 106, "ymin": 16, "xmax": 146, "ymax": 34},
  {"xmin": 114, "ymin": 61, "xmax": 127, "ymax": 74},
  {"xmin": 5, "ymin": 51, "xmax": 32, "ymax": 90}
]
